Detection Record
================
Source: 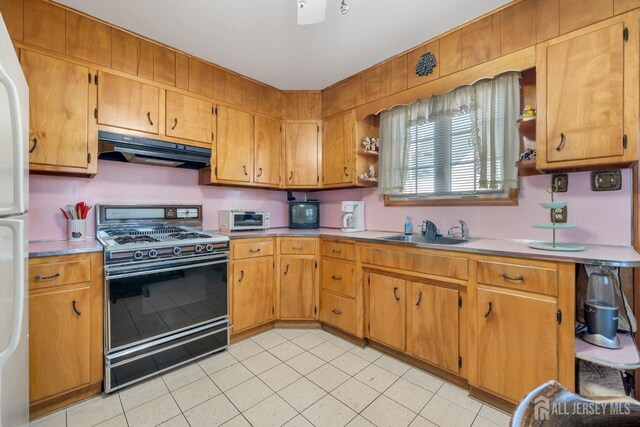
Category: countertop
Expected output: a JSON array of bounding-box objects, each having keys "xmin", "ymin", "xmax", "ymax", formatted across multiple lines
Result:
[
  {"xmin": 214, "ymin": 227, "xmax": 640, "ymax": 267},
  {"xmin": 29, "ymin": 239, "xmax": 104, "ymax": 258}
]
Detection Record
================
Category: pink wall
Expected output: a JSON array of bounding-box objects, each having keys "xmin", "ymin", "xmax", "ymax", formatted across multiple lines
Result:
[
  {"xmin": 29, "ymin": 160, "xmax": 297, "ymax": 240},
  {"xmin": 312, "ymin": 170, "xmax": 634, "ymax": 246}
]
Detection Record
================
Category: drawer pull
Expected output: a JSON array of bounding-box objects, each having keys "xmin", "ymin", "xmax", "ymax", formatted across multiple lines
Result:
[
  {"xmin": 257, "ymin": 168, "xmax": 263, "ymax": 177},
  {"xmin": 501, "ymin": 273, "xmax": 524, "ymax": 281},
  {"xmin": 292, "ymin": 246, "xmax": 304, "ymax": 250},
  {"xmin": 171, "ymin": 118, "xmax": 178, "ymax": 130},
  {"xmin": 243, "ymin": 165, "xmax": 248, "ymax": 176},
  {"xmin": 393, "ymin": 287, "xmax": 400, "ymax": 301},
  {"xmin": 331, "ymin": 309, "xmax": 342, "ymax": 315},
  {"xmin": 238, "ymin": 270, "xmax": 245, "ymax": 282},
  {"xmin": 250, "ymin": 248, "xmax": 261, "ymax": 253},
  {"xmin": 284, "ymin": 264, "xmax": 290, "ymax": 275},
  {"xmin": 72, "ymin": 299, "xmax": 82, "ymax": 316},
  {"xmin": 34, "ymin": 273, "xmax": 60, "ymax": 281},
  {"xmin": 484, "ymin": 301, "xmax": 493, "ymax": 318},
  {"xmin": 415, "ymin": 291, "xmax": 423, "ymax": 306},
  {"xmin": 555, "ymin": 132, "xmax": 566, "ymax": 152},
  {"xmin": 331, "ymin": 249, "xmax": 342, "ymax": 255},
  {"xmin": 331, "ymin": 275, "xmax": 342, "ymax": 281}
]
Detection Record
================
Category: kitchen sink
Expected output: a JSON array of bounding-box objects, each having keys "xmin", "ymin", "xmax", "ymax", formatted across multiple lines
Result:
[{"xmin": 382, "ymin": 234, "xmax": 468, "ymax": 245}]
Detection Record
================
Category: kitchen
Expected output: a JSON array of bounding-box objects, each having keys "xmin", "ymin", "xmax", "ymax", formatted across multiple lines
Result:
[{"xmin": 2, "ymin": 0, "xmax": 640, "ymax": 426}]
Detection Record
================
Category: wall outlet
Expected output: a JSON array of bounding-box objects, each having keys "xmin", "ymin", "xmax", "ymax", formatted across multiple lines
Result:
[
  {"xmin": 550, "ymin": 206, "xmax": 567, "ymax": 223},
  {"xmin": 551, "ymin": 174, "xmax": 568, "ymax": 192},
  {"xmin": 591, "ymin": 170, "xmax": 622, "ymax": 191}
]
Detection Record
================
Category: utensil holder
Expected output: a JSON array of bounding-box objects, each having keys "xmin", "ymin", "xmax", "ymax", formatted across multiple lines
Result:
[{"xmin": 67, "ymin": 219, "xmax": 87, "ymax": 241}]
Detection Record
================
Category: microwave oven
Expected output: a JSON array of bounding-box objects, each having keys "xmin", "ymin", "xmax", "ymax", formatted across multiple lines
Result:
[
  {"xmin": 289, "ymin": 201, "xmax": 320, "ymax": 229},
  {"xmin": 219, "ymin": 210, "xmax": 270, "ymax": 231}
]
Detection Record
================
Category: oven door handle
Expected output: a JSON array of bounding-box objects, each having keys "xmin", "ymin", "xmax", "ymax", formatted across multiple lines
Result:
[{"xmin": 106, "ymin": 259, "xmax": 227, "ymax": 279}]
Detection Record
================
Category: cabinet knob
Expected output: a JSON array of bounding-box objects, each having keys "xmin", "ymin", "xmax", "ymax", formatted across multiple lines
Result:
[
  {"xmin": 249, "ymin": 248, "xmax": 261, "ymax": 253},
  {"xmin": 331, "ymin": 275, "xmax": 342, "ymax": 281},
  {"xmin": 331, "ymin": 309, "xmax": 342, "ymax": 315}
]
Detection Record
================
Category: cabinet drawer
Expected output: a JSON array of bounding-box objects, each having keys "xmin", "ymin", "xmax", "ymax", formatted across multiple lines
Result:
[
  {"xmin": 320, "ymin": 291, "xmax": 356, "ymax": 335},
  {"xmin": 361, "ymin": 246, "xmax": 468, "ymax": 281},
  {"xmin": 321, "ymin": 240, "xmax": 356, "ymax": 261},
  {"xmin": 280, "ymin": 238, "xmax": 317, "ymax": 255},
  {"xmin": 29, "ymin": 259, "xmax": 91, "ymax": 290},
  {"xmin": 321, "ymin": 259, "xmax": 355, "ymax": 298},
  {"xmin": 477, "ymin": 260, "xmax": 557, "ymax": 296},
  {"xmin": 232, "ymin": 239, "xmax": 274, "ymax": 260}
]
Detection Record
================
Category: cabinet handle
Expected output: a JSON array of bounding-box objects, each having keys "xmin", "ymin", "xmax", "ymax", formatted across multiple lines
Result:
[
  {"xmin": 284, "ymin": 264, "xmax": 290, "ymax": 275},
  {"xmin": 257, "ymin": 168, "xmax": 263, "ymax": 177},
  {"xmin": 331, "ymin": 275, "xmax": 342, "ymax": 281},
  {"xmin": 331, "ymin": 309, "xmax": 342, "ymax": 315},
  {"xmin": 331, "ymin": 249, "xmax": 342, "ymax": 255},
  {"xmin": 238, "ymin": 270, "xmax": 244, "ymax": 282},
  {"xmin": 501, "ymin": 273, "xmax": 524, "ymax": 281},
  {"xmin": 555, "ymin": 133, "xmax": 566, "ymax": 151},
  {"xmin": 34, "ymin": 273, "xmax": 60, "ymax": 281},
  {"xmin": 171, "ymin": 118, "xmax": 178, "ymax": 130},
  {"xmin": 344, "ymin": 167, "xmax": 349, "ymax": 176},
  {"xmin": 243, "ymin": 165, "xmax": 248, "ymax": 176},
  {"xmin": 292, "ymin": 246, "xmax": 303, "ymax": 250},
  {"xmin": 72, "ymin": 299, "xmax": 82, "ymax": 316},
  {"xmin": 250, "ymin": 248, "xmax": 261, "ymax": 253},
  {"xmin": 484, "ymin": 301, "xmax": 493, "ymax": 318},
  {"xmin": 289, "ymin": 171, "xmax": 293, "ymax": 180},
  {"xmin": 147, "ymin": 112, "xmax": 154, "ymax": 125},
  {"xmin": 29, "ymin": 137, "xmax": 38, "ymax": 153},
  {"xmin": 393, "ymin": 287, "xmax": 400, "ymax": 301},
  {"xmin": 415, "ymin": 291, "xmax": 423, "ymax": 306}
]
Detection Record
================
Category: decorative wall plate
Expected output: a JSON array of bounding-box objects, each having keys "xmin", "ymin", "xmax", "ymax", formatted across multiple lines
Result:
[{"xmin": 415, "ymin": 52, "xmax": 437, "ymax": 76}]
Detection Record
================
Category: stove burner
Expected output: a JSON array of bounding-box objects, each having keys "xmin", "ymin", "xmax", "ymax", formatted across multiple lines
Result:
[
  {"xmin": 169, "ymin": 232, "xmax": 211, "ymax": 240},
  {"xmin": 106, "ymin": 228, "xmax": 141, "ymax": 236},
  {"xmin": 114, "ymin": 235, "xmax": 160, "ymax": 245}
]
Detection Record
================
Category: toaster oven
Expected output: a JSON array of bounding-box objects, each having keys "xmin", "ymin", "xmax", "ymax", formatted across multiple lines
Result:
[{"xmin": 219, "ymin": 210, "xmax": 270, "ymax": 231}]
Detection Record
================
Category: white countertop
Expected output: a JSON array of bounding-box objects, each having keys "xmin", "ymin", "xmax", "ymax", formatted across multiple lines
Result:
[{"xmin": 29, "ymin": 239, "xmax": 103, "ymax": 258}]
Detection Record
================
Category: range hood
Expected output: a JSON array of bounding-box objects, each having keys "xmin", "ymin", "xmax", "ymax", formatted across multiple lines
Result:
[{"xmin": 98, "ymin": 131, "xmax": 211, "ymax": 169}]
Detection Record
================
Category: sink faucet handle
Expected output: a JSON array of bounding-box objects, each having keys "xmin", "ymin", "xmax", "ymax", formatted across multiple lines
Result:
[
  {"xmin": 447, "ymin": 226, "xmax": 460, "ymax": 238},
  {"xmin": 458, "ymin": 220, "xmax": 468, "ymax": 239}
]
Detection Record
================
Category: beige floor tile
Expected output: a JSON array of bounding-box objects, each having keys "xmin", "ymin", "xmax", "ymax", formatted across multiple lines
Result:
[
  {"xmin": 95, "ymin": 414, "xmax": 128, "ymax": 427},
  {"xmin": 273, "ymin": 328, "xmax": 308, "ymax": 340},
  {"xmin": 309, "ymin": 329, "xmax": 336, "ymax": 340},
  {"xmin": 161, "ymin": 361, "xmax": 207, "ymax": 391},
  {"xmin": 210, "ymin": 363, "xmax": 255, "ymax": 391},
  {"xmin": 402, "ymin": 368, "xmax": 445, "ymax": 393},
  {"xmin": 30, "ymin": 410, "xmax": 66, "ymax": 427},
  {"xmin": 171, "ymin": 377, "xmax": 222, "ymax": 412},
  {"xmin": 361, "ymin": 395, "xmax": 417, "ymax": 427},
  {"xmin": 184, "ymin": 394, "xmax": 239, "ymax": 427},
  {"xmin": 228, "ymin": 339, "xmax": 264, "ymax": 361},
  {"xmin": 198, "ymin": 350, "xmax": 238, "ymax": 375},
  {"xmin": 252, "ymin": 331, "xmax": 288, "ymax": 350},
  {"xmin": 384, "ymin": 378, "xmax": 434, "ymax": 413},
  {"xmin": 302, "ymin": 394, "xmax": 357, "ymax": 427},
  {"xmin": 472, "ymin": 416, "xmax": 501, "ymax": 427},
  {"xmin": 291, "ymin": 332, "xmax": 326, "ymax": 350},
  {"xmin": 309, "ymin": 341, "xmax": 347, "ymax": 362},
  {"xmin": 420, "ymin": 395, "xmax": 476, "ymax": 427},
  {"xmin": 242, "ymin": 351, "xmax": 282, "ymax": 375},
  {"xmin": 269, "ymin": 341, "xmax": 306, "ymax": 362},
  {"xmin": 354, "ymin": 364, "xmax": 399, "ymax": 393},
  {"xmin": 346, "ymin": 415, "xmax": 376, "ymax": 427},
  {"xmin": 286, "ymin": 351, "xmax": 325, "ymax": 375},
  {"xmin": 374, "ymin": 354, "xmax": 411, "ymax": 376},
  {"xmin": 409, "ymin": 416, "xmax": 438, "ymax": 426},
  {"xmin": 329, "ymin": 336, "xmax": 356, "ymax": 351},
  {"xmin": 283, "ymin": 414, "xmax": 314, "ymax": 427},
  {"xmin": 330, "ymin": 352, "xmax": 370, "ymax": 376},
  {"xmin": 331, "ymin": 377, "xmax": 380, "ymax": 412},
  {"xmin": 258, "ymin": 362, "xmax": 302, "ymax": 391},
  {"xmin": 437, "ymin": 383, "xmax": 482, "ymax": 414},
  {"xmin": 243, "ymin": 394, "xmax": 298, "ymax": 427},
  {"xmin": 307, "ymin": 363, "xmax": 350, "ymax": 392},
  {"xmin": 119, "ymin": 376, "xmax": 169, "ymax": 411},
  {"xmin": 225, "ymin": 377, "xmax": 274, "ymax": 412},
  {"xmin": 158, "ymin": 414, "xmax": 190, "ymax": 427},
  {"xmin": 348, "ymin": 346, "xmax": 382, "ymax": 363},
  {"xmin": 478, "ymin": 405, "xmax": 511, "ymax": 426},
  {"xmin": 66, "ymin": 393, "xmax": 123, "ymax": 427},
  {"xmin": 124, "ymin": 393, "xmax": 181, "ymax": 427},
  {"xmin": 278, "ymin": 377, "xmax": 327, "ymax": 412},
  {"xmin": 222, "ymin": 415, "xmax": 252, "ymax": 426}
]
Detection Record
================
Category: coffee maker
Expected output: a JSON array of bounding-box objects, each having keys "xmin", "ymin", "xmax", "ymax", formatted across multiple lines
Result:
[
  {"xmin": 341, "ymin": 201, "xmax": 365, "ymax": 232},
  {"xmin": 581, "ymin": 270, "xmax": 621, "ymax": 349}
]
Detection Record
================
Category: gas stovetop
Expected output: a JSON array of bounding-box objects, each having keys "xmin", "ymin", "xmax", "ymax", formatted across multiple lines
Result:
[{"xmin": 99, "ymin": 226, "xmax": 222, "ymax": 247}]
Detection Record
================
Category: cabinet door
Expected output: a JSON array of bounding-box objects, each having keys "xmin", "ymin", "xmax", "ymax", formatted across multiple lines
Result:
[
  {"xmin": 280, "ymin": 257, "xmax": 316, "ymax": 319},
  {"xmin": 216, "ymin": 106, "xmax": 253, "ymax": 183},
  {"xmin": 97, "ymin": 71, "xmax": 159, "ymax": 134},
  {"xmin": 368, "ymin": 273, "xmax": 405, "ymax": 351},
  {"xmin": 284, "ymin": 123, "xmax": 319, "ymax": 187},
  {"xmin": 545, "ymin": 23, "xmax": 624, "ymax": 163},
  {"xmin": 30, "ymin": 286, "xmax": 91, "ymax": 402},
  {"xmin": 254, "ymin": 116, "xmax": 282, "ymax": 186},
  {"xmin": 165, "ymin": 91, "xmax": 213, "ymax": 144},
  {"xmin": 408, "ymin": 282, "xmax": 459, "ymax": 373},
  {"xmin": 21, "ymin": 50, "xmax": 90, "ymax": 169},
  {"xmin": 477, "ymin": 288, "xmax": 558, "ymax": 402},
  {"xmin": 232, "ymin": 258, "xmax": 274, "ymax": 332},
  {"xmin": 323, "ymin": 112, "xmax": 353, "ymax": 185}
]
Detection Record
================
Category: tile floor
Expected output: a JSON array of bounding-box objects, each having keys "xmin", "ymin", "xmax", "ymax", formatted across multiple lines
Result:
[{"xmin": 30, "ymin": 328, "xmax": 512, "ymax": 427}]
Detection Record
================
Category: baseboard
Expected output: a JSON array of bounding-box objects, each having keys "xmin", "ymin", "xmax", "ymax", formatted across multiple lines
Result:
[
  {"xmin": 469, "ymin": 386, "xmax": 517, "ymax": 414},
  {"xmin": 29, "ymin": 382, "xmax": 102, "ymax": 420}
]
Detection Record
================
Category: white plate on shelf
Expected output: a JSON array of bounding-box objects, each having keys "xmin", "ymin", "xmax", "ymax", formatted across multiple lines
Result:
[
  {"xmin": 528, "ymin": 241, "xmax": 585, "ymax": 251},
  {"xmin": 539, "ymin": 202, "xmax": 567, "ymax": 209},
  {"xmin": 532, "ymin": 224, "xmax": 577, "ymax": 230}
]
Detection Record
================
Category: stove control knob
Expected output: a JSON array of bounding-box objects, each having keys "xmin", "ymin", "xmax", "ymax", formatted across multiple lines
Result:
[
  {"xmin": 194, "ymin": 245, "xmax": 203, "ymax": 253},
  {"xmin": 205, "ymin": 244, "xmax": 214, "ymax": 252},
  {"xmin": 133, "ymin": 251, "xmax": 144, "ymax": 260},
  {"xmin": 173, "ymin": 247, "xmax": 182, "ymax": 256},
  {"xmin": 148, "ymin": 249, "xmax": 158, "ymax": 258}
]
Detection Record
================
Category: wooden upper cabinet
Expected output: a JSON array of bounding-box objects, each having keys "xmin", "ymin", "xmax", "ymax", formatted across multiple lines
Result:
[
  {"xmin": 541, "ymin": 23, "xmax": 625, "ymax": 165},
  {"xmin": 280, "ymin": 257, "xmax": 316, "ymax": 319},
  {"xmin": 322, "ymin": 81, "xmax": 351, "ymax": 118},
  {"xmin": 216, "ymin": 106, "xmax": 253, "ymax": 183},
  {"xmin": 461, "ymin": 14, "xmax": 501, "ymax": 69},
  {"xmin": 476, "ymin": 287, "xmax": 558, "ymax": 402},
  {"xmin": 175, "ymin": 53, "xmax": 189, "ymax": 90},
  {"xmin": 368, "ymin": 273, "xmax": 406, "ymax": 351},
  {"xmin": 284, "ymin": 122, "xmax": 319, "ymax": 187},
  {"xmin": 500, "ymin": 0, "xmax": 537, "ymax": 55},
  {"xmin": 258, "ymin": 85, "xmax": 283, "ymax": 119},
  {"xmin": 165, "ymin": 91, "xmax": 213, "ymax": 144},
  {"xmin": 254, "ymin": 116, "xmax": 282, "ymax": 186},
  {"xmin": 537, "ymin": 0, "xmax": 560, "ymax": 42},
  {"xmin": 65, "ymin": 12, "xmax": 111, "ymax": 67},
  {"xmin": 559, "ymin": 0, "xmax": 614, "ymax": 34},
  {"xmin": 348, "ymin": 73, "xmax": 366, "ymax": 107},
  {"xmin": 322, "ymin": 111, "xmax": 353, "ymax": 186},
  {"xmin": 137, "ymin": 39, "xmax": 154, "ymax": 80},
  {"xmin": 438, "ymin": 31, "xmax": 462, "ymax": 77},
  {"xmin": 224, "ymin": 72, "xmax": 243, "ymax": 106},
  {"xmin": 153, "ymin": 45, "xmax": 176, "ymax": 86},
  {"xmin": 111, "ymin": 29, "xmax": 138, "ymax": 75},
  {"xmin": 24, "ymin": 0, "xmax": 65, "ymax": 53},
  {"xmin": 407, "ymin": 40, "xmax": 440, "ymax": 88},
  {"xmin": 282, "ymin": 92, "xmax": 321, "ymax": 120},
  {"xmin": 615, "ymin": 0, "xmax": 640, "ymax": 14},
  {"xmin": 188, "ymin": 58, "xmax": 213, "ymax": 98},
  {"xmin": 22, "ymin": 50, "xmax": 90, "ymax": 169},
  {"xmin": 97, "ymin": 71, "xmax": 160, "ymax": 134},
  {"xmin": 231, "ymin": 258, "xmax": 274, "ymax": 332},
  {"xmin": 364, "ymin": 67, "xmax": 381, "ymax": 103},
  {"xmin": 1, "ymin": 0, "xmax": 24, "ymax": 40},
  {"xmin": 379, "ymin": 55, "xmax": 408, "ymax": 97},
  {"xmin": 242, "ymin": 79, "xmax": 259, "ymax": 112}
]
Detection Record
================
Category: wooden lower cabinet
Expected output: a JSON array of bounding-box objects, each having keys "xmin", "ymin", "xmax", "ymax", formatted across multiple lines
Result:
[
  {"xmin": 231, "ymin": 257, "xmax": 274, "ymax": 332},
  {"xmin": 320, "ymin": 291, "xmax": 356, "ymax": 335},
  {"xmin": 367, "ymin": 272, "xmax": 406, "ymax": 351},
  {"xmin": 279, "ymin": 257, "xmax": 316, "ymax": 319}
]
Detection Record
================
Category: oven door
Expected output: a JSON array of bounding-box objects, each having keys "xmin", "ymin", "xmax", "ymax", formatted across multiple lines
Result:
[
  {"xmin": 105, "ymin": 257, "xmax": 228, "ymax": 353},
  {"xmin": 231, "ymin": 212, "xmax": 265, "ymax": 230}
]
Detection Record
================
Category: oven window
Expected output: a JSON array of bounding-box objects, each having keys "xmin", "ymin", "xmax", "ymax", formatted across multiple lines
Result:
[
  {"xmin": 108, "ymin": 262, "xmax": 228, "ymax": 350},
  {"xmin": 232, "ymin": 213, "xmax": 263, "ymax": 227},
  {"xmin": 291, "ymin": 204, "xmax": 318, "ymax": 224}
]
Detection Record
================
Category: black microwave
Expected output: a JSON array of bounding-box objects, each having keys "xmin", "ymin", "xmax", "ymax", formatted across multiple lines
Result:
[{"xmin": 289, "ymin": 201, "xmax": 320, "ymax": 229}]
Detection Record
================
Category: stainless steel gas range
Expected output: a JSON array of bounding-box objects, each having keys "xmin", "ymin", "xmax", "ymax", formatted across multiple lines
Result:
[{"xmin": 97, "ymin": 204, "xmax": 230, "ymax": 392}]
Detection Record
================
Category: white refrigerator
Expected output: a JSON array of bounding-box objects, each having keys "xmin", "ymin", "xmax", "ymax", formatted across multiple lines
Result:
[{"xmin": 0, "ymin": 11, "xmax": 29, "ymax": 427}]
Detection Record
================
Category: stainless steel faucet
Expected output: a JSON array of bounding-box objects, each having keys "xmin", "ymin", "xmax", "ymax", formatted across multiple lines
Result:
[{"xmin": 447, "ymin": 220, "xmax": 468, "ymax": 240}]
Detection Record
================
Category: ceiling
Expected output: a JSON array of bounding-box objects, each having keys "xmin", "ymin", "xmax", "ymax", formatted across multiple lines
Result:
[{"xmin": 55, "ymin": 0, "xmax": 511, "ymax": 90}]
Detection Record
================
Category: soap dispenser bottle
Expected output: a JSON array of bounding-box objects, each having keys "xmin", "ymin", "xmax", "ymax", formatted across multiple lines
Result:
[{"xmin": 404, "ymin": 216, "xmax": 413, "ymax": 235}]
